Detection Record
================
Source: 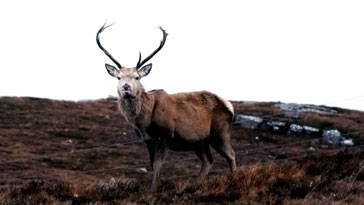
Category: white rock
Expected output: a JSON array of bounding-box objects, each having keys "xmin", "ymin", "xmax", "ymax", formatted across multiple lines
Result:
[
  {"xmin": 290, "ymin": 124, "xmax": 303, "ymax": 133},
  {"xmin": 234, "ymin": 115, "xmax": 263, "ymax": 129},
  {"xmin": 271, "ymin": 121, "xmax": 286, "ymax": 127},
  {"xmin": 139, "ymin": 167, "xmax": 148, "ymax": 173},
  {"xmin": 303, "ymin": 126, "xmax": 319, "ymax": 133},
  {"xmin": 322, "ymin": 130, "xmax": 341, "ymax": 144},
  {"xmin": 267, "ymin": 121, "xmax": 287, "ymax": 132},
  {"xmin": 340, "ymin": 139, "xmax": 354, "ymax": 146}
]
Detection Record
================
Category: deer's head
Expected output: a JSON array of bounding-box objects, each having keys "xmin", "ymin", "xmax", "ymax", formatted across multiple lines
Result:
[{"xmin": 96, "ymin": 23, "xmax": 168, "ymax": 99}]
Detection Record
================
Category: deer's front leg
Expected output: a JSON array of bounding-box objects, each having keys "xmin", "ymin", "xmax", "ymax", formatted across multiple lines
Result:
[
  {"xmin": 151, "ymin": 138, "xmax": 168, "ymax": 192},
  {"xmin": 145, "ymin": 140, "xmax": 157, "ymax": 169}
]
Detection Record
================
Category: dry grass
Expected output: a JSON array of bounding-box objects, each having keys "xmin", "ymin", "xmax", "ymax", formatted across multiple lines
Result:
[
  {"xmin": 0, "ymin": 150, "xmax": 363, "ymax": 204},
  {"xmin": 232, "ymin": 101, "xmax": 282, "ymax": 117},
  {"xmin": 1, "ymin": 97, "xmax": 364, "ymax": 204}
]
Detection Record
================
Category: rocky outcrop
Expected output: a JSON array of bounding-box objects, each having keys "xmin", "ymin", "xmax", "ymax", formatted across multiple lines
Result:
[
  {"xmin": 233, "ymin": 114, "xmax": 354, "ymax": 147},
  {"xmin": 278, "ymin": 103, "xmax": 338, "ymax": 118}
]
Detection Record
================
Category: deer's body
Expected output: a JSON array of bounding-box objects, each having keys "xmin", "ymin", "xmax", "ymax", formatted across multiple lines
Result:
[
  {"xmin": 97, "ymin": 24, "xmax": 236, "ymax": 192},
  {"xmin": 121, "ymin": 89, "xmax": 233, "ymax": 147}
]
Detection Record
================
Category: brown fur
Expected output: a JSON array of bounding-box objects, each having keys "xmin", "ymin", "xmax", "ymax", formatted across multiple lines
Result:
[{"xmin": 118, "ymin": 89, "xmax": 237, "ymax": 192}]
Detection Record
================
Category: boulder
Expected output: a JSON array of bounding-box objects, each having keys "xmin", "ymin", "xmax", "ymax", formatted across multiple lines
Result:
[
  {"xmin": 264, "ymin": 121, "xmax": 288, "ymax": 133},
  {"xmin": 322, "ymin": 129, "xmax": 341, "ymax": 144},
  {"xmin": 234, "ymin": 114, "xmax": 263, "ymax": 129},
  {"xmin": 340, "ymin": 139, "xmax": 354, "ymax": 147},
  {"xmin": 289, "ymin": 124, "xmax": 303, "ymax": 134},
  {"xmin": 303, "ymin": 125, "xmax": 320, "ymax": 135}
]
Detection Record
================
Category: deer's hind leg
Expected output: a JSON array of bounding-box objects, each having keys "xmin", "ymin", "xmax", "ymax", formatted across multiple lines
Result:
[
  {"xmin": 210, "ymin": 130, "xmax": 237, "ymax": 173},
  {"xmin": 195, "ymin": 144, "xmax": 213, "ymax": 183}
]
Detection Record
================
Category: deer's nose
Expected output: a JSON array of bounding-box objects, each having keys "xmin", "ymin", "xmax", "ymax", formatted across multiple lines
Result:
[{"xmin": 122, "ymin": 84, "xmax": 131, "ymax": 91}]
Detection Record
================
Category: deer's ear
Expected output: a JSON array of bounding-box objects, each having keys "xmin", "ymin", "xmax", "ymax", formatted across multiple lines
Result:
[
  {"xmin": 105, "ymin": 63, "xmax": 119, "ymax": 78},
  {"xmin": 138, "ymin": 63, "xmax": 152, "ymax": 78}
]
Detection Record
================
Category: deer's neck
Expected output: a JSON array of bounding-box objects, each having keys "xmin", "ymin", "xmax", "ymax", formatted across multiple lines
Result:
[{"xmin": 118, "ymin": 91, "xmax": 154, "ymax": 126}]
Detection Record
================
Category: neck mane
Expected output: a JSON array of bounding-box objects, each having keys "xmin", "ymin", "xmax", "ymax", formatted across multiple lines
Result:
[{"xmin": 118, "ymin": 91, "xmax": 154, "ymax": 125}]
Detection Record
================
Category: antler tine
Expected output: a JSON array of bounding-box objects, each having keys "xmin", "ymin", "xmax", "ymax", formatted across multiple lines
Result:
[
  {"xmin": 96, "ymin": 22, "xmax": 122, "ymax": 69},
  {"xmin": 136, "ymin": 26, "xmax": 168, "ymax": 69}
]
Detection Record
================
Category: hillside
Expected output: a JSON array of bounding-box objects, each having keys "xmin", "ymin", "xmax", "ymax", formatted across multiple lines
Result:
[{"xmin": 0, "ymin": 96, "xmax": 363, "ymax": 204}]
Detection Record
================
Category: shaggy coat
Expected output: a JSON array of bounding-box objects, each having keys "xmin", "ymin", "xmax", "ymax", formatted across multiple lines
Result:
[{"xmin": 118, "ymin": 89, "xmax": 237, "ymax": 192}]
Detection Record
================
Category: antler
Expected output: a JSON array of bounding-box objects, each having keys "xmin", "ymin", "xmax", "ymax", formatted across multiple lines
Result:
[
  {"xmin": 96, "ymin": 23, "xmax": 122, "ymax": 69},
  {"xmin": 136, "ymin": 26, "xmax": 168, "ymax": 69}
]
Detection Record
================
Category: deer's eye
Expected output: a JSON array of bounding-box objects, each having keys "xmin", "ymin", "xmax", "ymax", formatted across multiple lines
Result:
[
  {"xmin": 135, "ymin": 76, "xmax": 140, "ymax": 80},
  {"xmin": 117, "ymin": 77, "xmax": 121, "ymax": 80}
]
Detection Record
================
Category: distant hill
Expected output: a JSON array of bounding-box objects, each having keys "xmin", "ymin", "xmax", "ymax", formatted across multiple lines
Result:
[{"xmin": 0, "ymin": 97, "xmax": 363, "ymax": 204}]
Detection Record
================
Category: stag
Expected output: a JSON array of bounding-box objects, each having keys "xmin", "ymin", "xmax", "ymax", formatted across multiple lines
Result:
[{"xmin": 96, "ymin": 23, "xmax": 236, "ymax": 192}]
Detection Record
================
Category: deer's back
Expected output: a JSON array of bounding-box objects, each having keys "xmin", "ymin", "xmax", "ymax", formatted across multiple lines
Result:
[{"xmin": 146, "ymin": 90, "xmax": 233, "ymax": 144}]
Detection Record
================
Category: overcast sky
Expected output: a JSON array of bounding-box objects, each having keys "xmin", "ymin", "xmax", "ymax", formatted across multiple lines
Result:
[{"xmin": 0, "ymin": 0, "xmax": 363, "ymax": 111}]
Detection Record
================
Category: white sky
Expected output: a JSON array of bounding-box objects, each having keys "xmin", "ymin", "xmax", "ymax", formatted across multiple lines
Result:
[{"xmin": 0, "ymin": 0, "xmax": 363, "ymax": 111}]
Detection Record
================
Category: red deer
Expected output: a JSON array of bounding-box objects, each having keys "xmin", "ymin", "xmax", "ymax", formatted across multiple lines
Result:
[{"xmin": 96, "ymin": 23, "xmax": 236, "ymax": 192}]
